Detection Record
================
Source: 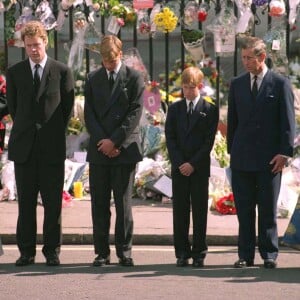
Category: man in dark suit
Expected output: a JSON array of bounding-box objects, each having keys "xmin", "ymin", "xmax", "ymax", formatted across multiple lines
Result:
[
  {"xmin": 227, "ymin": 37, "xmax": 295, "ymax": 269},
  {"xmin": 6, "ymin": 21, "xmax": 74, "ymax": 266},
  {"xmin": 165, "ymin": 67, "xmax": 219, "ymax": 267},
  {"xmin": 84, "ymin": 35, "xmax": 144, "ymax": 267}
]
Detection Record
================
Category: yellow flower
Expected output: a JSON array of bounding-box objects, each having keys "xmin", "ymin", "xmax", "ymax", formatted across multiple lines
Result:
[
  {"xmin": 153, "ymin": 7, "xmax": 178, "ymax": 33},
  {"xmin": 203, "ymin": 96, "xmax": 215, "ymax": 105}
]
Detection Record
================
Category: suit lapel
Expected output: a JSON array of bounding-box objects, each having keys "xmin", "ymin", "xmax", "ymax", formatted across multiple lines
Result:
[
  {"xmin": 24, "ymin": 60, "xmax": 35, "ymax": 96},
  {"xmin": 187, "ymin": 97, "xmax": 206, "ymax": 132},
  {"xmin": 256, "ymin": 69, "xmax": 272, "ymax": 100},
  {"xmin": 36, "ymin": 58, "xmax": 51, "ymax": 101},
  {"xmin": 102, "ymin": 64, "xmax": 127, "ymax": 116},
  {"xmin": 179, "ymin": 100, "xmax": 189, "ymax": 131}
]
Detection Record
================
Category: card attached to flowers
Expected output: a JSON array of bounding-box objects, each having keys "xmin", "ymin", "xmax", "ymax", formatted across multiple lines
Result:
[
  {"xmin": 107, "ymin": 16, "xmax": 121, "ymax": 35},
  {"xmin": 133, "ymin": 0, "xmax": 154, "ymax": 9},
  {"xmin": 143, "ymin": 82, "xmax": 161, "ymax": 114}
]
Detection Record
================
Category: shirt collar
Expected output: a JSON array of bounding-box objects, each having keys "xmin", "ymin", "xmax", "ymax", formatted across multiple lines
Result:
[
  {"xmin": 186, "ymin": 94, "xmax": 200, "ymax": 108},
  {"xmin": 106, "ymin": 61, "xmax": 122, "ymax": 77},
  {"xmin": 29, "ymin": 55, "xmax": 47, "ymax": 71},
  {"xmin": 251, "ymin": 64, "xmax": 268, "ymax": 81}
]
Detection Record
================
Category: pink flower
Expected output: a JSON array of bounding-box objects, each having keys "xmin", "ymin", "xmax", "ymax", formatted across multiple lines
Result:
[{"xmin": 117, "ymin": 18, "xmax": 125, "ymax": 27}]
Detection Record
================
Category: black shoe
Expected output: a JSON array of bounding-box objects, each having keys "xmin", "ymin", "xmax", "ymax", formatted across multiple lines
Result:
[
  {"xmin": 46, "ymin": 254, "xmax": 60, "ymax": 266},
  {"xmin": 15, "ymin": 255, "xmax": 35, "ymax": 266},
  {"xmin": 93, "ymin": 255, "xmax": 110, "ymax": 267},
  {"xmin": 176, "ymin": 258, "xmax": 189, "ymax": 267},
  {"xmin": 264, "ymin": 259, "xmax": 277, "ymax": 269},
  {"xmin": 119, "ymin": 257, "xmax": 134, "ymax": 267},
  {"xmin": 192, "ymin": 258, "xmax": 204, "ymax": 268},
  {"xmin": 234, "ymin": 259, "xmax": 254, "ymax": 268}
]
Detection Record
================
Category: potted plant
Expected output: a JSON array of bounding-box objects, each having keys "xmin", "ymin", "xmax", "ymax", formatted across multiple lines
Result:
[{"xmin": 182, "ymin": 29, "xmax": 205, "ymax": 62}]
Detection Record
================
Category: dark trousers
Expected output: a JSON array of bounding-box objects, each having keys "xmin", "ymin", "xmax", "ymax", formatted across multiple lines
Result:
[
  {"xmin": 14, "ymin": 137, "xmax": 64, "ymax": 257},
  {"xmin": 172, "ymin": 169, "xmax": 209, "ymax": 259},
  {"xmin": 89, "ymin": 163, "xmax": 136, "ymax": 259},
  {"xmin": 231, "ymin": 169, "xmax": 281, "ymax": 261}
]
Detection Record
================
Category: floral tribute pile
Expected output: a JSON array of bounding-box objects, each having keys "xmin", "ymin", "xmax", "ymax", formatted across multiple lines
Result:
[{"xmin": 2, "ymin": 0, "xmax": 299, "ymax": 72}]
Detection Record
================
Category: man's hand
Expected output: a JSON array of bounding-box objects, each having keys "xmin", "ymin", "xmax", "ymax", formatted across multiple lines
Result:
[
  {"xmin": 270, "ymin": 154, "xmax": 288, "ymax": 174},
  {"xmin": 97, "ymin": 139, "xmax": 115, "ymax": 155},
  {"xmin": 179, "ymin": 162, "xmax": 194, "ymax": 176},
  {"xmin": 107, "ymin": 147, "xmax": 121, "ymax": 158}
]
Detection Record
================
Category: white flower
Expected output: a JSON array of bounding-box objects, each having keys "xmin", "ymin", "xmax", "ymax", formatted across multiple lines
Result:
[{"xmin": 75, "ymin": 80, "xmax": 83, "ymax": 87}]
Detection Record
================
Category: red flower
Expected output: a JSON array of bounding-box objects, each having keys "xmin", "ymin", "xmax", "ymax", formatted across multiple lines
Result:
[
  {"xmin": 0, "ymin": 75, "xmax": 6, "ymax": 95},
  {"xmin": 151, "ymin": 81, "xmax": 160, "ymax": 88},
  {"xmin": 7, "ymin": 39, "xmax": 15, "ymax": 47},
  {"xmin": 198, "ymin": 10, "xmax": 208, "ymax": 22},
  {"xmin": 215, "ymin": 193, "xmax": 236, "ymax": 215}
]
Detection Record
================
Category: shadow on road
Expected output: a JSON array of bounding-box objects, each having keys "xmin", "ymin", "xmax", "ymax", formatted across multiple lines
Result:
[{"xmin": 1, "ymin": 261, "xmax": 300, "ymax": 284}]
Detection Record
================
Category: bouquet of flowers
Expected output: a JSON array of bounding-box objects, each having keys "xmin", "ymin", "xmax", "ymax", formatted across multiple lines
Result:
[
  {"xmin": 110, "ymin": 2, "xmax": 137, "ymax": 27},
  {"xmin": 215, "ymin": 193, "xmax": 236, "ymax": 215},
  {"xmin": 211, "ymin": 131, "xmax": 230, "ymax": 168},
  {"xmin": 153, "ymin": 6, "xmax": 178, "ymax": 33}
]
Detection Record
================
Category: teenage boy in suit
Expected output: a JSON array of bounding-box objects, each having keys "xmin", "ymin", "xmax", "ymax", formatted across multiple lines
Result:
[
  {"xmin": 6, "ymin": 21, "xmax": 74, "ymax": 266},
  {"xmin": 84, "ymin": 35, "xmax": 144, "ymax": 267},
  {"xmin": 165, "ymin": 67, "xmax": 219, "ymax": 267}
]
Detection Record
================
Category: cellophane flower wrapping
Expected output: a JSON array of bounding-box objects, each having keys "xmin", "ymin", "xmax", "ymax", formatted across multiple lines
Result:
[
  {"xmin": 137, "ymin": 9, "xmax": 151, "ymax": 35},
  {"xmin": 122, "ymin": 47, "xmax": 150, "ymax": 83},
  {"xmin": 84, "ymin": 22, "xmax": 102, "ymax": 53},
  {"xmin": 183, "ymin": 1, "xmax": 199, "ymax": 27},
  {"xmin": 134, "ymin": 157, "xmax": 170, "ymax": 200},
  {"xmin": 206, "ymin": 1, "xmax": 237, "ymax": 57},
  {"xmin": 234, "ymin": 0, "xmax": 253, "ymax": 34},
  {"xmin": 35, "ymin": 0, "xmax": 57, "ymax": 30},
  {"xmin": 263, "ymin": 22, "xmax": 289, "ymax": 75},
  {"xmin": 13, "ymin": 6, "xmax": 34, "ymax": 47},
  {"xmin": 269, "ymin": 0, "xmax": 286, "ymax": 17},
  {"xmin": 288, "ymin": 0, "xmax": 300, "ymax": 25},
  {"xmin": 67, "ymin": 11, "xmax": 87, "ymax": 73}
]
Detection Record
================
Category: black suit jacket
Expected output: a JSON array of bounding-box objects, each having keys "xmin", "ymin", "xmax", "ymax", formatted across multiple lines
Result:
[
  {"xmin": 227, "ymin": 70, "xmax": 295, "ymax": 171},
  {"xmin": 6, "ymin": 57, "xmax": 74, "ymax": 163},
  {"xmin": 165, "ymin": 97, "xmax": 219, "ymax": 177},
  {"xmin": 84, "ymin": 63, "xmax": 145, "ymax": 165}
]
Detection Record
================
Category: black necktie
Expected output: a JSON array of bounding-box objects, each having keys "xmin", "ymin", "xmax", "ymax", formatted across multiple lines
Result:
[
  {"xmin": 34, "ymin": 64, "xmax": 41, "ymax": 96},
  {"xmin": 109, "ymin": 71, "xmax": 114, "ymax": 91},
  {"xmin": 252, "ymin": 75, "xmax": 258, "ymax": 99},
  {"xmin": 188, "ymin": 101, "xmax": 193, "ymax": 115},
  {"xmin": 187, "ymin": 101, "xmax": 193, "ymax": 126}
]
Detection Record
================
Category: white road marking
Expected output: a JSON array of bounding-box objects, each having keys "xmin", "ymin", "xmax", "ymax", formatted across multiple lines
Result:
[{"xmin": 2, "ymin": 245, "xmax": 235, "ymax": 252}]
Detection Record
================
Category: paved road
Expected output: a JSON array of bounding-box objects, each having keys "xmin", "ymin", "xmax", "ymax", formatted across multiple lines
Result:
[{"xmin": 1, "ymin": 245, "xmax": 300, "ymax": 300}]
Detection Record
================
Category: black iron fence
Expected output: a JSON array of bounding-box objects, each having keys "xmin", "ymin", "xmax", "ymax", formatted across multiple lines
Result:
[{"xmin": 1, "ymin": 0, "xmax": 299, "ymax": 107}]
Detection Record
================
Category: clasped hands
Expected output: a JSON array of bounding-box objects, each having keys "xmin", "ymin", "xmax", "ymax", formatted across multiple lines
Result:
[
  {"xmin": 97, "ymin": 139, "xmax": 120, "ymax": 158},
  {"xmin": 179, "ymin": 162, "xmax": 194, "ymax": 176}
]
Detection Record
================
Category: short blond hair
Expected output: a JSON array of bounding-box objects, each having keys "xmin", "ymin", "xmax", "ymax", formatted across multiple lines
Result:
[
  {"xmin": 21, "ymin": 20, "xmax": 48, "ymax": 45},
  {"xmin": 100, "ymin": 35, "xmax": 122, "ymax": 61},
  {"xmin": 181, "ymin": 67, "xmax": 204, "ymax": 86}
]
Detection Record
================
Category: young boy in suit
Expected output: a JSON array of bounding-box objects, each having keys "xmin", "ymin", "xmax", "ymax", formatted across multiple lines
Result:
[{"xmin": 165, "ymin": 67, "xmax": 219, "ymax": 267}]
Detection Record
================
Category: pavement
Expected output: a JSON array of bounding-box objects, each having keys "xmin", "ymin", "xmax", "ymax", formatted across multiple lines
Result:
[{"xmin": 0, "ymin": 197, "xmax": 291, "ymax": 246}]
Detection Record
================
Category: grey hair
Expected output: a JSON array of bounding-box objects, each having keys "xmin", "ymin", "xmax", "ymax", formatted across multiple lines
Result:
[{"xmin": 240, "ymin": 36, "xmax": 266, "ymax": 56}]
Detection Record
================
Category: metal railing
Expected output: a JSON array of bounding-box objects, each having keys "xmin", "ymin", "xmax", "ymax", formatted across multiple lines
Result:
[{"xmin": 2, "ymin": 0, "xmax": 297, "ymax": 107}]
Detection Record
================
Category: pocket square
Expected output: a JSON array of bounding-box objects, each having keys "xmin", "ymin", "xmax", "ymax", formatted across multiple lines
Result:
[
  {"xmin": 267, "ymin": 95, "xmax": 275, "ymax": 100},
  {"xmin": 199, "ymin": 112, "xmax": 207, "ymax": 117}
]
